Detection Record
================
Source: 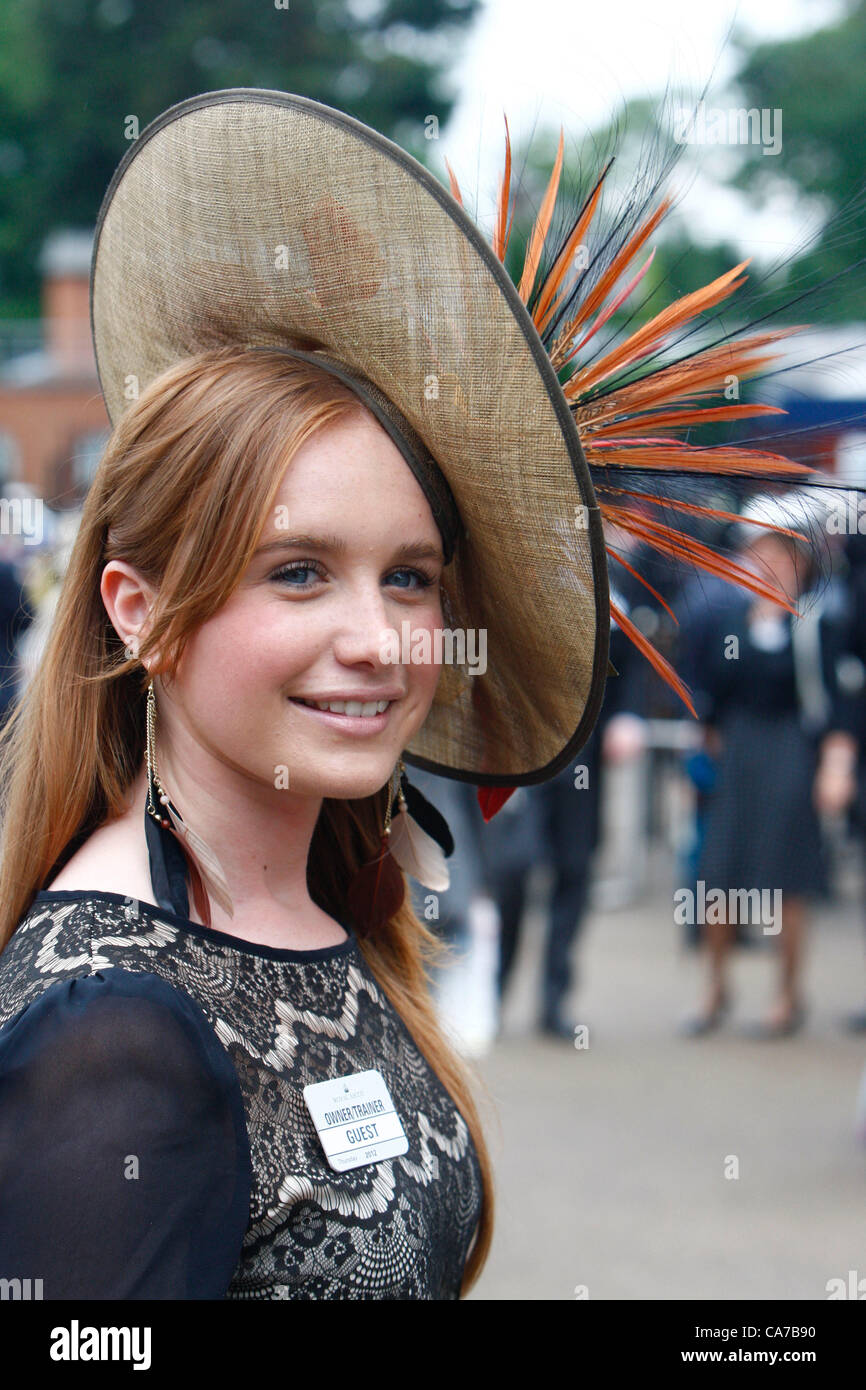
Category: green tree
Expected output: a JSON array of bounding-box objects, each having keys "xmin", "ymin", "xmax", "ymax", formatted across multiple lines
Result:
[
  {"xmin": 0, "ymin": 0, "xmax": 479, "ymax": 316},
  {"xmin": 503, "ymin": 7, "xmax": 866, "ymax": 331},
  {"xmin": 725, "ymin": 0, "xmax": 866, "ymax": 320}
]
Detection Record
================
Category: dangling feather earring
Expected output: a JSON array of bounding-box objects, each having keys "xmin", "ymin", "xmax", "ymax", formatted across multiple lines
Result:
[
  {"xmin": 144, "ymin": 678, "xmax": 235, "ymax": 925},
  {"xmin": 347, "ymin": 761, "xmax": 407, "ymax": 937},
  {"xmin": 346, "ymin": 759, "xmax": 456, "ymax": 937},
  {"xmin": 144, "ymin": 759, "xmax": 197, "ymax": 921},
  {"xmin": 388, "ymin": 763, "xmax": 454, "ymax": 890}
]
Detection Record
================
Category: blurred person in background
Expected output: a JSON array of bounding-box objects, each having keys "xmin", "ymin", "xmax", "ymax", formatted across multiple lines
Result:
[
  {"xmin": 480, "ymin": 573, "xmax": 649, "ymax": 1041},
  {"xmin": 0, "ymin": 486, "xmax": 48, "ymax": 724},
  {"xmin": 679, "ymin": 498, "xmax": 856, "ymax": 1039},
  {"xmin": 675, "ymin": 566, "xmax": 764, "ymax": 952},
  {"xmin": 829, "ymin": 527, "xmax": 866, "ymax": 1032}
]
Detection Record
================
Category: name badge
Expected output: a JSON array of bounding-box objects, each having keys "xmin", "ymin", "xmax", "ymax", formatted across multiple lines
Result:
[{"xmin": 303, "ymin": 1068, "xmax": 409, "ymax": 1172}]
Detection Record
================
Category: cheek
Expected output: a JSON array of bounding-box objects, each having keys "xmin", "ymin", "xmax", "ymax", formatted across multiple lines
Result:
[
  {"xmin": 405, "ymin": 593, "xmax": 448, "ymax": 695},
  {"xmin": 174, "ymin": 600, "xmax": 310, "ymax": 711}
]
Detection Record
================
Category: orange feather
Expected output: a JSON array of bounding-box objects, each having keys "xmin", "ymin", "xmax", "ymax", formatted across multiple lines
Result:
[
  {"xmin": 594, "ymin": 484, "xmax": 811, "ymax": 542},
  {"xmin": 566, "ymin": 261, "xmax": 751, "ymax": 395},
  {"xmin": 492, "ymin": 112, "xmax": 514, "ymax": 263},
  {"xmin": 444, "ymin": 158, "xmax": 462, "ymax": 206},
  {"xmin": 601, "ymin": 506, "xmax": 801, "ymax": 614},
  {"xmin": 532, "ymin": 164, "xmax": 611, "ymax": 334},
  {"xmin": 585, "ymin": 442, "xmax": 812, "ymax": 476},
  {"xmin": 551, "ymin": 199, "xmax": 672, "ymax": 368},
  {"xmin": 607, "ymin": 545, "xmax": 679, "ymax": 623},
  {"xmin": 610, "ymin": 600, "xmax": 697, "ymax": 718},
  {"xmin": 473, "ymin": 113, "xmax": 822, "ymax": 720},
  {"xmin": 517, "ymin": 126, "xmax": 565, "ymax": 303},
  {"xmin": 588, "ymin": 403, "xmax": 785, "ymax": 437}
]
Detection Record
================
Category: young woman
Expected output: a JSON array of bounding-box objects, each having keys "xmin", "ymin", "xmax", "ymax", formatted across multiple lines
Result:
[
  {"xmin": 0, "ymin": 87, "xmax": 835, "ymax": 1299},
  {"xmin": 0, "ymin": 346, "xmax": 496, "ymax": 1298}
]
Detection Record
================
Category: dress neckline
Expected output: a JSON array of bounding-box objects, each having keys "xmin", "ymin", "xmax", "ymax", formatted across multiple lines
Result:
[{"xmin": 32, "ymin": 888, "xmax": 357, "ymax": 963}]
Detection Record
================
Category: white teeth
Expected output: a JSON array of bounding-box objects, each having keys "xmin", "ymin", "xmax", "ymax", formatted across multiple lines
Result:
[{"xmin": 299, "ymin": 699, "xmax": 390, "ymax": 716}]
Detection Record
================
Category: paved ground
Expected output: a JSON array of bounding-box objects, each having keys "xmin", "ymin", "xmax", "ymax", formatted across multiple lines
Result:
[{"xmin": 462, "ymin": 852, "xmax": 866, "ymax": 1301}]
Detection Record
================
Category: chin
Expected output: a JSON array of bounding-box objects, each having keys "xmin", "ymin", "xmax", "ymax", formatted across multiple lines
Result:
[
  {"xmin": 284, "ymin": 746, "xmax": 405, "ymax": 798},
  {"xmin": 315, "ymin": 767, "xmax": 400, "ymax": 802}
]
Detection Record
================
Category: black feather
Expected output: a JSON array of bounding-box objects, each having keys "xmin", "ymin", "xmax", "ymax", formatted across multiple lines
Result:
[{"xmin": 399, "ymin": 773, "xmax": 455, "ymax": 858}]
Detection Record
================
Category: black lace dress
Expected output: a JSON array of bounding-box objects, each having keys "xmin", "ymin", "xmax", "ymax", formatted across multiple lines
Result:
[{"xmin": 0, "ymin": 890, "xmax": 483, "ymax": 1300}]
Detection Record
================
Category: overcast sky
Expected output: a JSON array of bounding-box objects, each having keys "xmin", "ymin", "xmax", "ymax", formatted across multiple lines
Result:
[{"xmin": 437, "ymin": 0, "xmax": 846, "ymax": 256}]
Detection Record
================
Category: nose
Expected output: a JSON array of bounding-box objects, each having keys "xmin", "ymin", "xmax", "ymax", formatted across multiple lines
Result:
[{"xmin": 330, "ymin": 577, "xmax": 399, "ymax": 670}]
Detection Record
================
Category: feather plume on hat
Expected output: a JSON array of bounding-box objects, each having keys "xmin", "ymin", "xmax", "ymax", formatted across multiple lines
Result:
[{"xmin": 445, "ymin": 118, "xmax": 860, "ymax": 821}]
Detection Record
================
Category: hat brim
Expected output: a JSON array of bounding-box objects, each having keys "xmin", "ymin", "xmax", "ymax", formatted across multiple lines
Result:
[{"xmin": 91, "ymin": 88, "xmax": 609, "ymax": 784}]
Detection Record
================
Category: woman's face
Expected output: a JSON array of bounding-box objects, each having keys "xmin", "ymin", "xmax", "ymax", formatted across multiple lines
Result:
[{"xmin": 149, "ymin": 408, "xmax": 447, "ymax": 803}]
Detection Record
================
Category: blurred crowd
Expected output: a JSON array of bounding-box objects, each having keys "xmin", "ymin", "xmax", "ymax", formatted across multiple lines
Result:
[{"xmin": 404, "ymin": 485, "xmax": 866, "ymax": 1057}]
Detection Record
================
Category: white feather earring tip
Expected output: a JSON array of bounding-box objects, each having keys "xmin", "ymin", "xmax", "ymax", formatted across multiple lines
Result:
[{"xmin": 387, "ymin": 801, "xmax": 451, "ymax": 892}]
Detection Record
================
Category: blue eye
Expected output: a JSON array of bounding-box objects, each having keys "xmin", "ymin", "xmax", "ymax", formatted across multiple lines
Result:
[
  {"xmin": 273, "ymin": 562, "xmax": 323, "ymax": 587},
  {"xmin": 271, "ymin": 561, "xmax": 437, "ymax": 590},
  {"xmin": 387, "ymin": 567, "xmax": 436, "ymax": 590}
]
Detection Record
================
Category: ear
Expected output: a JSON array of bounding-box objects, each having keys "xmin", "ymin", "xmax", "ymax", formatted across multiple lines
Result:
[{"xmin": 101, "ymin": 559, "xmax": 159, "ymax": 663}]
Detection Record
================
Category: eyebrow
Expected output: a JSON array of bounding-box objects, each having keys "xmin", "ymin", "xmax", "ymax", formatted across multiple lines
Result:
[{"xmin": 256, "ymin": 534, "xmax": 445, "ymax": 564}]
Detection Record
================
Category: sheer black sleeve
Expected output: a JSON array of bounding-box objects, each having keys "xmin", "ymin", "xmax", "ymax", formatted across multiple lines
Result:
[{"xmin": 0, "ymin": 969, "xmax": 252, "ymax": 1300}]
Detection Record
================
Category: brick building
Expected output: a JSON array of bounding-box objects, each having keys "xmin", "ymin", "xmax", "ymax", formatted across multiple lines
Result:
[{"xmin": 0, "ymin": 230, "xmax": 109, "ymax": 508}]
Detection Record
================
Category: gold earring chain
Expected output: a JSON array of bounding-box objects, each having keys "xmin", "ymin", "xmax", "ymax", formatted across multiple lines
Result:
[
  {"xmin": 145, "ymin": 680, "xmax": 172, "ymax": 828},
  {"xmin": 383, "ymin": 758, "xmax": 406, "ymax": 836}
]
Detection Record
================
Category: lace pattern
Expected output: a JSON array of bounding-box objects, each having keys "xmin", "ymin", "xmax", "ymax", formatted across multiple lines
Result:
[{"xmin": 0, "ymin": 893, "xmax": 483, "ymax": 1299}]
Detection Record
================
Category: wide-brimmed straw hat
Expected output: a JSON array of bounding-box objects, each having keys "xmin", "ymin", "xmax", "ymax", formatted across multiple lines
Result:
[
  {"xmin": 92, "ymin": 87, "xmax": 822, "ymax": 815},
  {"xmin": 90, "ymin": 88, "xmax": 608, "ymax": 792}
]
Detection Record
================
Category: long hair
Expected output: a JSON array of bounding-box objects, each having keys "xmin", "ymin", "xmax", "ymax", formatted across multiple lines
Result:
[{"xmin": 0, "ymin": 346, "xmax": 494, "ymax": 1293}]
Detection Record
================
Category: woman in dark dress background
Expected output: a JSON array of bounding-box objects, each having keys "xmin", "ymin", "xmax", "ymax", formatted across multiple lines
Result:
[{"xmin": 681, "ymin": 521, "xmax": 857, "ymax": 1038}]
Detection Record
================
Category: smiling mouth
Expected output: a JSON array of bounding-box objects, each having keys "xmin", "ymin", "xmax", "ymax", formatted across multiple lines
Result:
[{"xmin": 290, "ymin": 697, "xmax": 392, "ymax": 718}]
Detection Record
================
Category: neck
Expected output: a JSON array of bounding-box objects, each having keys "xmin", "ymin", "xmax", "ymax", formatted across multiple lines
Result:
[{"xmin": 128, "ymin": 739, "xmax": 325, "ymax": 932}]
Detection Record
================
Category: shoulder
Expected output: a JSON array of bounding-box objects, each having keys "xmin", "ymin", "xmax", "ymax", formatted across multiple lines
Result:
[
  {"xmin": 0, "ymin": 968, "xmax": 252, "ymax": 1299},
  {"xmin": 0, "ymin": 967, "xmax": 244, "ymax": 1117},
  {"xmin": 0, "ymin": 893, "xmax": 174, "ymax": 1026},
  {"xmin": 0, "ymin": 968, "xmax": 251, "ymax": 1172}
]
